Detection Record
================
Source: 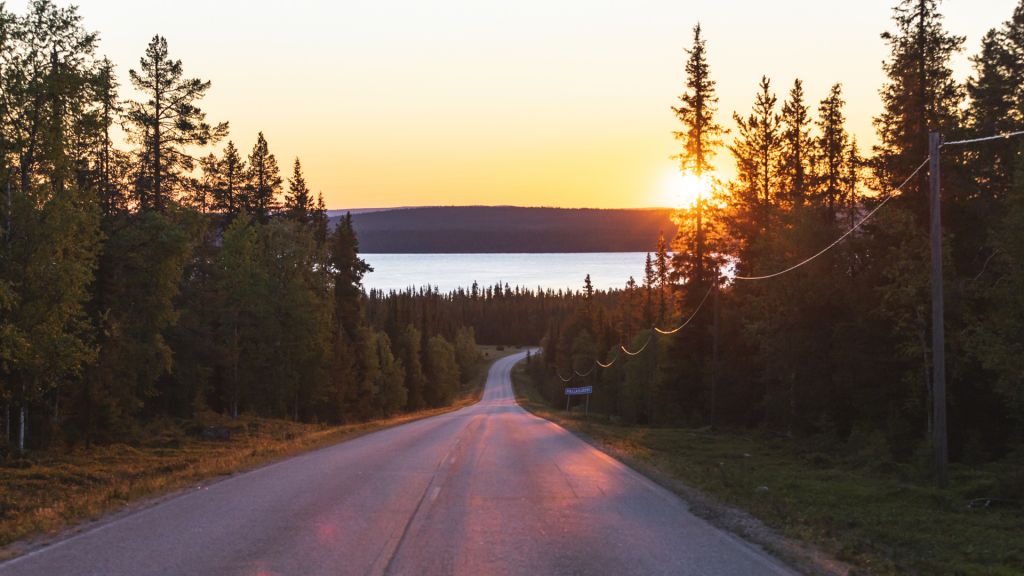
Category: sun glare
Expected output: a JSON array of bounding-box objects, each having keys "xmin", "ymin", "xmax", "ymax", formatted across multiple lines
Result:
[{"xmin": 663, "ymin": 170, "xmax": 710, "ymax": 210}]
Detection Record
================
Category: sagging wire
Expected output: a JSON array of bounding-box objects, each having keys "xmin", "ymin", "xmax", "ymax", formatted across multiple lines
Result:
[
  {"xmin": 621, "ymin": 334, "xmax": 653, "ymax": 356},
  {"xmin": 574, "ymin": 366, "xmax": 595, "ymax": 378},
  {"xmin": 733, "ymin": 157, "xmax": 931, "ymax": 281},
  {"xmin": 654, "ymin": 284, "xmax": 714, "ymax": 335},
  {"xmin": 941, "ymin": 129, "xmax": 1024, "ymax": 147},
  {"xmin": 551, "ymin": 129, "xmax": 1024, "ymax": 385}
]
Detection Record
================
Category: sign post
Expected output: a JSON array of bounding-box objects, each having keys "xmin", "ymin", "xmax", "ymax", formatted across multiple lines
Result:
[{"xmin": 564, "ymin": 386, "xmax": 593, "ymax": 415}]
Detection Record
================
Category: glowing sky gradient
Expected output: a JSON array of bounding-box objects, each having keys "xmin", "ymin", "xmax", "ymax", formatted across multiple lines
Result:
[{"xmin": 27, "ymin": 0, "xmax": 1020, "ymax": 208}]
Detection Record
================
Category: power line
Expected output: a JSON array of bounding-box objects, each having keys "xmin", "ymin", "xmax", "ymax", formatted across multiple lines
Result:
[
  {"xmin": 941, "ymin": 129, "xmax": 1024, "ymax": 147},
  {"xmin": 574, "ymin": 366, "xmax": 595, "ymax": 378},
  {"xmin": 654, "ymin": 284, "xmax": 714, "ymax": 334},
  {"xmin": 733, "ymin": 157, "xmax": 930, "ymax": 281},
  {"xmin": 621, "ymin": 334, "xmax": 653, "ymax": 356},
  {"xmin": 560, "ymin": 283, "xmax": 715, "ymax": 379},
  {"xmin": 551, "ymin": 127, "xmax": 1024, "ymax": 427}
]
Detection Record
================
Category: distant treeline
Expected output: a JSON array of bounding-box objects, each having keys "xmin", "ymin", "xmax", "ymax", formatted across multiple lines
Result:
[
  {"xmin": 365, "ymin": 283, "xmax": 611, "ymax": 347},
  {"xmin": 344, "ymin": 206, "xmax": 678, "ymax": 253},
  {"xmin": 0, "ymin": 2, "xmax": 484, "ymax": 452},
  {"xmin": 523, "ymin": 3, "xmax": 1024, "ymax": 475}
]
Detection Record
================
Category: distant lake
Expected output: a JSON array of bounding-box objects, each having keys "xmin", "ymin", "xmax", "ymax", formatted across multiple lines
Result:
[{"xmin": 361, "ymin": 253, "xmax": 649, "ymax": 293}]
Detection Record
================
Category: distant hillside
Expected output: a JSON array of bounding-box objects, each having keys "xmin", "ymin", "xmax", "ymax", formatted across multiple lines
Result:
[{"xmin": 331, "ymin": 206, "xmax": 677, "ymax": 253}]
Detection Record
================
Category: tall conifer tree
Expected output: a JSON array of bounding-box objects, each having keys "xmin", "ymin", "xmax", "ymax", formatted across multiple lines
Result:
[
  {"xmin": 245, "ymin": 132, "xmax": 280, "ymax": 222},
  {"xmin": 125, "ymin": 35, "xmax": 226, "ymax": 211}
]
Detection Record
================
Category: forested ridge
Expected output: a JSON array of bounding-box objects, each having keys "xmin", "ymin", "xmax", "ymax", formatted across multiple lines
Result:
[
  {"xmin": 344, "ymin": 206, "xmax": 677, "ymax": 253},
  {"xmin": 0, "ymin": 1, "xmax": 484, "ymax": 452},
  {"xmin": 521, "ymin": 1, "xmax": 1024, "ymax": 484}
]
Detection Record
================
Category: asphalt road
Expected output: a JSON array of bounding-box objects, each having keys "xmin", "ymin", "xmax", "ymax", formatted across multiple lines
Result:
[{"xmin": 0, "ymin": 350, "xmax": 796, "ymax": 576}]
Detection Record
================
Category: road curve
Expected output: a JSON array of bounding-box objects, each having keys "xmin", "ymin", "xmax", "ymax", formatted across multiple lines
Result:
[{"xmin": 0, "ymin": 351, "xmax": 796, "ymax": 576}]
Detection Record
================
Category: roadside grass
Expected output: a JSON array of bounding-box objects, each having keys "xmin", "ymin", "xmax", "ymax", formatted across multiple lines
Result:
[
  {"xmin": 511, "ymin": 361, "xmax": 1024, "ymax": 576},
  {"xmin": 0, "ymin": 345, "xmax": 522, "ymax": 555}
]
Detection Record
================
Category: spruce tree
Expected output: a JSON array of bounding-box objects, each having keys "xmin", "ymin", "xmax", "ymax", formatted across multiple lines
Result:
[
  {"xmin": 328, "ymin": 213, "xmax": 371, "ymax": 421},
  {"xmin": 400, "ymin": 324, "xmax": 427, "ymax": 411},
  {"xmin": 642, "ymin": 252, "xmax": 655, "ymax": 326},
  {"xmin": 779, "ymin": 79, "xmax": 811, "ymax": 207},
  {"xmin": 655, "ymin": 231, "xmax": 669, "ymax": 324},
  {"xmin": 966, "ymin": 6, "xmax": 1023, "ymax": 203},
  {"xmin": 874, "ymin": 0, "xmax": 963, "ymax": 222},
  {"xmin": 93, "ymin": 57, "xmax": 125, "ymax": 216},
  {"xmin": 729, "ymin": 76, "xmax": 782, "ymax": 236},
  {"xmin": 671, "ymin": 23, "xmax": 724, "ymax": 293},
  {"xmin": 284, "ymin": 157, "xmax": 313, "ymax": 223},
  {"xmin": 210, "ymin": 141, "xmax": 245, "ymax": 215},
  {"xmin": 213, "ymin": 209, "xmax": 267, "ymax": 417},
  {"xmin": 814, "ymin": 84, "xmax": 850, "ymax": 217},
  {"xmin": 245, "ymin": 132, "xmax": 281, "ymax": 222}
]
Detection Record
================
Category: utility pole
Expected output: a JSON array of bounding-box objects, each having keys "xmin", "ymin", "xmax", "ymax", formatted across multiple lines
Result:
[
  {"xmin": 929, "ymin": 132, "xmax": 948, "ymax": 487},
  {"xmin": 710, "ymin": 279, "xmax": 719, "ymax": 430}
]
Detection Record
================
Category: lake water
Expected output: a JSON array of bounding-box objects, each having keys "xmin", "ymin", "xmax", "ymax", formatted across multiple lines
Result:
[{"xmin": 362, "ymin": 253, "xmax": 650, "ymax": 293}]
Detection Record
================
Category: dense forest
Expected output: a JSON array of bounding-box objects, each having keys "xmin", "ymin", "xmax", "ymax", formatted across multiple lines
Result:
[
  {"xmin": 524, "ymin": 1, "xmax": 1024, "ymax": 479},
  {"xmin": 344, "ymin": 207, "xmax": 677, "ymax": 253},
  {"xmin": 0, "ymin": 1, "xmax": 485, "ymax": 452},
  {"xmin": 3, "ymin": 0, "xmax": 1024, "ymax": 492}
]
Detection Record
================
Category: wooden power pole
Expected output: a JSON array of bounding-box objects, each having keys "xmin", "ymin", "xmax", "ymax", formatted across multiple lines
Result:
[
  {"xmin": 710, "ymin": 279, "xmax": 719, "ymax": 431},
  {"xmin": 929, "ymin": 132, "xmax": 948, "ymax": 487}
]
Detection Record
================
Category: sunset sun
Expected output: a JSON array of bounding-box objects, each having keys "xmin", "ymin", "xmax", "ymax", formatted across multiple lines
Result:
[{"xmin": 663, "ymin": 169, "xmax": 710, "ymax": 209}]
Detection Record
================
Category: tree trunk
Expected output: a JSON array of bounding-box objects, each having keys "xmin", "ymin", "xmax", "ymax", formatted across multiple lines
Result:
[
  {"xmin": 18, "ymin": 403, "xmax": 26, "ymax": 453},
  {"xmin": 153, "ymin": 59, "xmax": 162, "ymax": 211}
]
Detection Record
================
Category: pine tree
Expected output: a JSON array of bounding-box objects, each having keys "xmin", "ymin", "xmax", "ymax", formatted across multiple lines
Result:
[
  {"xmin": 125, "ymin": 35, "xmax": 227, "ymax": 211},
  {"xmin": 245, "ymin": 132, "xmax": 281, "ymax": 222}
]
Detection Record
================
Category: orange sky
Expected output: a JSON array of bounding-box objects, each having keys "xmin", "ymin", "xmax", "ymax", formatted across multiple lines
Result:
[{"xmin": 29, "ymin": 0, "xmax": 1021, "ymax": 209}]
